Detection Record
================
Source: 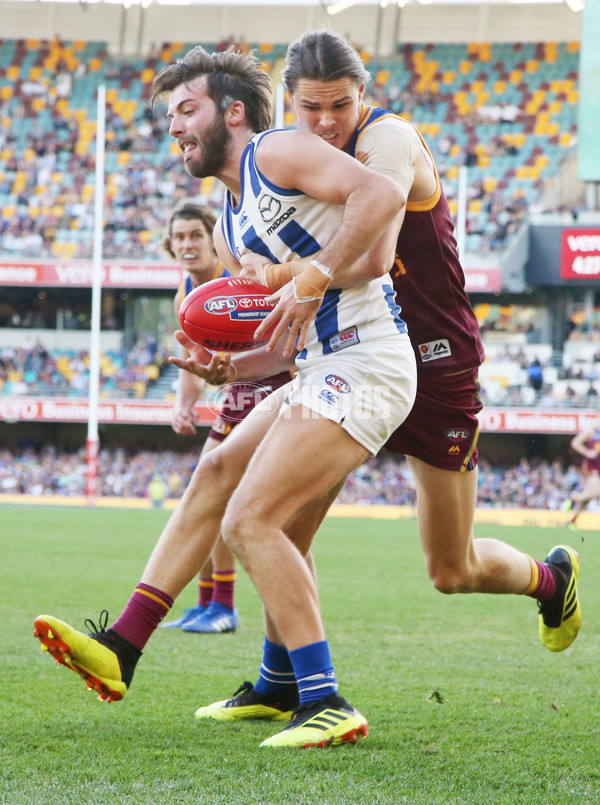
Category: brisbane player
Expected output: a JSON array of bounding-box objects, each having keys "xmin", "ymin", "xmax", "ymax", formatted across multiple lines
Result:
[
  {"xmin": 194, "ymin": 29, "xmax": 582, "ymax": 723},
  {"xmin": 564, "ymin": 412, "xmax": 600, "ymax": 530}
]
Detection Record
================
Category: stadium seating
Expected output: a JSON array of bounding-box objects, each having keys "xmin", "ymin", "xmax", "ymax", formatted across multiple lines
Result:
[
  {"xmin": 0, "ymin": 38, "xmax": 580, "ymax": 259},
  {"xmin": 0, "ymin": 337, "xmax": 171, "ymax": 399},
  {"xmin": 0, "ymin": 37, "xmax": 593, "ymax": 409},
  {"xmin": 0, "ymin": 446, "xmax": 588, "ymax": 511},
  {"xmin": 366, "ymin": 42, "xmax": 580, "ymax": 252},
  {"xmin": 2, "ymin": 329, "xmax": 597, "ymax": 407}
]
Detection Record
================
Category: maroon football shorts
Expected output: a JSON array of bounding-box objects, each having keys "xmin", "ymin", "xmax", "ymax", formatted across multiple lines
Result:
[
  {"xmin": 208, "ymin": 371, "xmax": 291, "ymax": 442},
  {"xmin": 384, "ymin": 367, "xmax": 482, "ymax": 471}
]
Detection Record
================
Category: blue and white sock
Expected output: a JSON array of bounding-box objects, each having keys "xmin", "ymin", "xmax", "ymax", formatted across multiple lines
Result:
[
  {"xmin": 253, "ymin": 637, "xmax": 296, "ymax": 697},
  {"xmin": 289, "ymin": 640, "xmax": 338, "ymax": 705}
]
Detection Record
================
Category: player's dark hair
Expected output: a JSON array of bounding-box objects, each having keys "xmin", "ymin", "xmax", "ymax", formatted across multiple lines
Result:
[
  {"xmin": 162, "ymin": 201, "xmax": 217, "ymax": 259},
  {"xmin": 151, "ymin": 45, "xmax": 272, "ymax": 133},
  {"xmin": 282, "ymin": 30, "xmax": 371, "ymax": 94}
]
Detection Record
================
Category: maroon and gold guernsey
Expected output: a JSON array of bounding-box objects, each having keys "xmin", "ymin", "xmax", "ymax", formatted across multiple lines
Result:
[
  {"xmin": 349, "ymin": 105, "xmax": 485, "ymax": 375},
  {"xmin": 209, "ymin": 372, "xmax": 292, "ymax": 442},
  {"xmin": 582, "ymin": 429, "xmax": 600, "ymax": 476}
]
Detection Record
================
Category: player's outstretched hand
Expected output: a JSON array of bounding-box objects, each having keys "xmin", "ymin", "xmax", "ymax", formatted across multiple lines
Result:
[
  {"xmin": 168, "ymin": 330, "xmax": 235, "ymax": 385},
  {"xmin": 254, "ymin": 282, "xmax": 321, "ymax": 357},
  {"xmin": 171, "ymin": 406, "xmax": 199, "ymax": 436}
]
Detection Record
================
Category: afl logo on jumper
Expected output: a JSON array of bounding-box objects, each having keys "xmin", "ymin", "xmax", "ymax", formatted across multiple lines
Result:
[
  {"xmin": 258, "ymin": 194, "xmax": 281, "ymax": 222},
  {"xmin": 418, "ymin": 339, "xmax": 452, "ymax": 362}
]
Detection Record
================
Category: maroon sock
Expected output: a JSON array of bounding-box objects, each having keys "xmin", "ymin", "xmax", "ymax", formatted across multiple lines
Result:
[
  {"xmin": 198, "ymin": 576, "xmax": 214, "ymax": 608},
  {"xmin": 111, "ymin": 583, "xmax": 174, "ymax": 651},
  {"xmin": 528, "ymin": 561, "xmax": 558, "ymax": 603},
  {"xmin": 212, "ymin": 569, "xmax": 236, "ymax": 610}
]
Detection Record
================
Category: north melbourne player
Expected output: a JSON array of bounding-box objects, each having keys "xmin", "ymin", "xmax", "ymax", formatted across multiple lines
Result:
[{"xmin": 34, "ymin": 44, "xmax": 416, "ymax": 748}]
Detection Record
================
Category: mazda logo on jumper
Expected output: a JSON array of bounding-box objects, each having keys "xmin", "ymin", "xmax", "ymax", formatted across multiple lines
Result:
[{"xmin": 258, "ymin": 194, "xmax": 281, "ymax": 222}]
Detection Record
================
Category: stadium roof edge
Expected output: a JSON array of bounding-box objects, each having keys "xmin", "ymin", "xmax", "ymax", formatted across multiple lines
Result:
[{"xmin": 4, "ymin": 0, "xmax": 586, "ymax": 8}]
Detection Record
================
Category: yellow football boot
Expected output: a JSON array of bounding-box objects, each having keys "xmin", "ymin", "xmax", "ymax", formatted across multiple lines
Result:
[
  {"xmin": 33, "ymin": 612, "xmax": 138, "ymax": 702},
  {"xmin": 260, "ymin": 692, "xmax": 368, "ymax": 748},
  {"xmin": 195, "ymin": 681, "xmax": 296, "ymax": 721},
  {"xmin": 538, "ymin": 545, "xmax": 582, "ymax": 652}
]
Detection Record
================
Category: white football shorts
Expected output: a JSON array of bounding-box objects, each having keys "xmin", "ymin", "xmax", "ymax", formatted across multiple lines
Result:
[{"xmin": 279, "ymin": 333, "xmax": 417, "ymax": 455}]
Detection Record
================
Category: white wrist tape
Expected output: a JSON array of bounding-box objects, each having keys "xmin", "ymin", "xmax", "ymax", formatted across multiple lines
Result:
[{"xmin": 310, "ymin": 258, "xmax": 332, "ymax": 277}]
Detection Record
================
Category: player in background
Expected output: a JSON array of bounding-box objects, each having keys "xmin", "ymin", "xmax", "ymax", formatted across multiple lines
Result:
[
  {"xmin": 161, "ymin": 201, "xmax": 237, "ymax": 632},
  {"xmin": 563, "ymin": 412, "xmax": 600, "ymax": 530},
  {"xmin": 161, "ymin": 201, "xmax": 290, "ymax": 634},
  {"xmin": 193, "ymin": 29, "xmax": 582, "ymax": 723},
  {"xmin": 34, "ymin": 45, "xmax": 417, "ymax": 748}
]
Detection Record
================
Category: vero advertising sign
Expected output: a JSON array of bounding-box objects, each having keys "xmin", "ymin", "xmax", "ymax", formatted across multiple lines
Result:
[{"xmin": 560, "ymin": 228, "xmax": 600, "ymax": 279}]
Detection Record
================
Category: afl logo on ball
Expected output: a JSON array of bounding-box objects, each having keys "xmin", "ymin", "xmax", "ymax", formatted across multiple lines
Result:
[
  {"xmin": 258, "ymin": 194, "xmax": 282, "ymax": 222},
  {"xmin": 205, "ymin": 296, "xmax": 237, "ymax": 314}
]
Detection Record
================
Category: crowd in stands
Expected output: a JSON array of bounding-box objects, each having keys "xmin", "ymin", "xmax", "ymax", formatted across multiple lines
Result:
[
  {"xmin": 0, "ymin": 37, "xmax": 581, "ymax": 260},
  {"xmin": 0, "ymin": 38, "xmax": 594, "ymax": 410},
  {"xmin": 475, "ymin": 456, "xmax": 582, "ymax": 510},
  {"xmin": 0, "ymin": 446, "xmax": 588, "ymax": 512},
  {"xmin": 364, "ymin": 41, "xmax": 580, "ymax": 252},
  {"xmin": 2, "ymin": 331, "xmax": 600, "ymax": 407},
  {"xmin": 0, "ymin": 335, "xmax": 170, "ymax": 398},
  {"xmin": 0, "ymin": 446, "xmax": 191, "ymax": 499},
  {"xmin": 478, "ymin": 346, "xmax": 600, "ymax": 408}
]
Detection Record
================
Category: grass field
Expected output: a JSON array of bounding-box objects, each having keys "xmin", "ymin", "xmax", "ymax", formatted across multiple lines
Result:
[{"xmin": 2, "ymin": 506, "xmax": 598, "ymax": 805}]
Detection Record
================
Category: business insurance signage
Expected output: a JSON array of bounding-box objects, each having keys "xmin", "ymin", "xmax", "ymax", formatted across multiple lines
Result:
[
  {"xmin": 560, "ymin": 228, "xmax": 600, "ymax": 279},
  {"xmin": 0, "ymin": 398, "xmax": 216, "ymax": 426},
  {"xmin": 478, "ymin": 408, "xmax": 598, "ymax": 434},
  {"xmin": 1, "ymin": 399, "xmax": 597, "ymax": 434},
  {"xmin": 0, "ymin": 258, "xmax": 503, "ymax": 293},
  {"xmin": 0, "ymin": 260, "xmax": 182, "ymax": 288}
]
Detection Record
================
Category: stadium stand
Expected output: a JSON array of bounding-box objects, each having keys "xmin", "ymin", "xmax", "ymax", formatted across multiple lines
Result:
[
  {"xmin": 364, "ymin": 41, "xmax": 580, "ymax": 252},
  {"xmin": 0, "ymin": 34, "xmax": 597, "ymax": 455},
  {"xmin": 0, "ymin": 335, "xmax": 171, "ymax": 398},
  {"xmin": 0, "ymin": 38, "xmax": 580, "ymax": 259},
  {"xmin": 0, "ymin": 446, "xmax": 589, "ymax": 511},
  {"xmin": 3, "ymin": 329, "xmax": 597, "ymax": 407}
]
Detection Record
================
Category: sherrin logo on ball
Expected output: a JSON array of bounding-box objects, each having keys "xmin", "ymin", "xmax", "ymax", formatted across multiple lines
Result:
[{"xmin": 179, "ymin": 276, "xmax": 279, "ymax": 352}]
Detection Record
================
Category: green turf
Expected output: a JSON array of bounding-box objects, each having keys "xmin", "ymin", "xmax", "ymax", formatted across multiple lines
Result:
[{"xmin": 2, "ymin": 506, "xmax": 598, "ymax": 804}]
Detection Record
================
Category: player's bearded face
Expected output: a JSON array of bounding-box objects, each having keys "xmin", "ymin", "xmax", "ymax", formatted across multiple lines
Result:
[{"xmin": 184, "ymin": 111, "xmax": 231, "ymax": 179}]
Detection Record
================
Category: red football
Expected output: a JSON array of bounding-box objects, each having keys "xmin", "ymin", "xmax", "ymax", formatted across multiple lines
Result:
[{"xmin": 178, "ymin": 276, "xmax": 278, "ymax": 352}]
